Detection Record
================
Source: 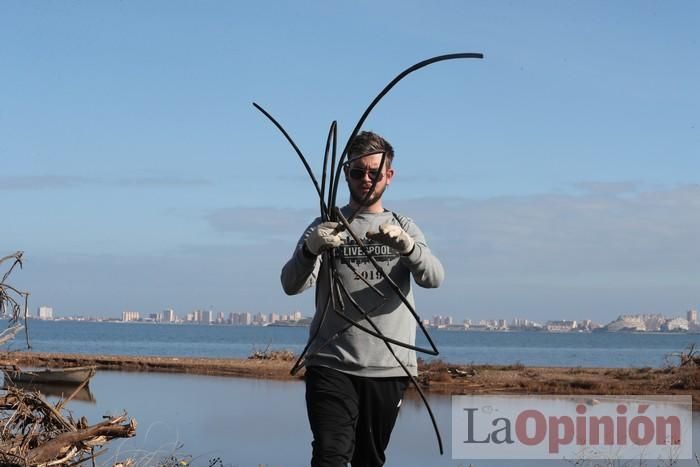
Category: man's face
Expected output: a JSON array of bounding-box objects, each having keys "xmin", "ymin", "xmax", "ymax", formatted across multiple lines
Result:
[{"xmin": 345, "ymin": 152, "xmax": 394, "ymax": 207}]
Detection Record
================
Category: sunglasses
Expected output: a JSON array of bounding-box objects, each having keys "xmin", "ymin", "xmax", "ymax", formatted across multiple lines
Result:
[{"xmin": 347, "ymin": 167, "xmax": 384, "ymax": 181}]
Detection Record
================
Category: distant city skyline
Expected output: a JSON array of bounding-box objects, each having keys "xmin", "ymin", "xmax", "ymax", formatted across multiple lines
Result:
[
  {"xmin": 33, "ymin": 304, "xmax": 699, "ymax": 333},
  {"xmin": 3, "ymin": 2, "xmax": 698, "ymax": 322}
]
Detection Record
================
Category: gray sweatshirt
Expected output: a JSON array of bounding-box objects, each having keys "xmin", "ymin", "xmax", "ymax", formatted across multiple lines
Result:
[{"xmin": 280, "ymin": 206, "xmax": 444, "ymax": 377}]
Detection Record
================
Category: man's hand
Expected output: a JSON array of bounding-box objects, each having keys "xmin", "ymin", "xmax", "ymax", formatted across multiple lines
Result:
[
  {"xmin": 366, "ymin": 223, "xmax": 415, "ymax": 255},
  {"xmin": 305, "ymin": 222, "xmax": 343, "ymax": 256}
]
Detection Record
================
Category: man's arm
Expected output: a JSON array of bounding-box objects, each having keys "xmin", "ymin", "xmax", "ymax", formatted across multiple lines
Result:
[
  {"xmin": 281, "ymin": 220, "xmax": 343, "ymax": 295},
  {"xmin": 280, "ymin": 222, "xmax": 322, "ymax": 296},
  {"xmin": 400, "ymin": 228, "xmax": 444, "ymax": 288}
]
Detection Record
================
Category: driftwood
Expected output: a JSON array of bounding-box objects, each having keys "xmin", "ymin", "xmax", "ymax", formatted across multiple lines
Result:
[
  {"xmin": 668, "ymin": 343, "xmax": 700, "ymax": 368},
  {"xmin": 0, "ymin": 386, "xmax": 137, "ymax": 466},
  {"xmin": 679, "ymin": 344, "xmax": 700, "ymax": 367},
  {"xmin": 0, "ymin": 251, "xmax": 31, "ymax": 349},
  {"xmin": 248, "ymin": 344, "xmax": 295, "ymax": 361},
  {"xmin": 1, "ymin": 251, "xmax": 136, "ymax": 465}
]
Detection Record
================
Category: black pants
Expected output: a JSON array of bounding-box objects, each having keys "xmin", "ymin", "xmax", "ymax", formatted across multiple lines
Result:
[{"xmin": 305, "ymin": 366, "xmax": 409, "ymax": 467}]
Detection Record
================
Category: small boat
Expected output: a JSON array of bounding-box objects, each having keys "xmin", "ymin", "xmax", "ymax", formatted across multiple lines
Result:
[{"xmin": 3, "ymin": 366, "xmax": 96, "ymax": 385}]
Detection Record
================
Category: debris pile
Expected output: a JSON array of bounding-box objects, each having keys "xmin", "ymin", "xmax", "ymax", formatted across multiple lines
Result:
[
  {"xmin": 0, "ymin": 386, "xmax": 136, "ymax": 466},
  {"xmin": 248, "ymin": 349, "xmax": 296, "ymax": 361}
]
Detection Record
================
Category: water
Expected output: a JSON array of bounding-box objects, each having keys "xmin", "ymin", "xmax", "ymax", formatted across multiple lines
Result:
[
  {"xmin": 62, "ymin": 372, "xmax": 699, "ymax": 467},
  {"xmin": 5, "ymin": 321, "xmax": 700, "ymax": 466},
  {"xmin": 9, "ymin": 320, "xmax": 700, "ymax": 368}
]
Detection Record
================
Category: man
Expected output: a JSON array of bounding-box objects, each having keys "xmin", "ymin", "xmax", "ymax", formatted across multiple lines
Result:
[{"xmin": 281, "ymin": 131, "xmax": 444, "ymax": 466}]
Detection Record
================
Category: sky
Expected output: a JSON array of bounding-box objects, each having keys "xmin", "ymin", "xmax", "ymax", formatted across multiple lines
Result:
[{"xmin": 1, "ymin": 1, "xmax": 698, "ymax": 323}]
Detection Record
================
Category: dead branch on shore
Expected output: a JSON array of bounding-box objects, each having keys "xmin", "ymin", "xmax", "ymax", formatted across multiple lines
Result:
[
  {"xmin": 0, "ymin": 251, "xmax": 31, "ymax": 349},
  {"xmin": 248, "ymin": 345, "xmax": 295, "ymax": 361},
  {"xmin": 0, "ymin": 386, "xmax": 137, "ymax": 466},
  {"xmin": 678, "ymin": 344, "xmax": 699, "ymax": 367},
  {"xmin": 667, "ymin": 344, "xmax": 700, "ymax": 368}
]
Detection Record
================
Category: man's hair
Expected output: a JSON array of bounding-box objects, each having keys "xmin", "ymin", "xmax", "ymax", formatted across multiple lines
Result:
[{"xmin": 347, "ymin": 131, "xmax": 394, "ymax": 168}]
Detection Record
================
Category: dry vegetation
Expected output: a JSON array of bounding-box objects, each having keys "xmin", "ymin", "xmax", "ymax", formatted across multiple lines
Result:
[
  {"xmin": 1, "ymin": 252, "xmax": 137, "ymax": 466},
  {"xmin": 0, "ymin": 387, "xmax": 136, "ymax": 466},
  {"xmin": 415, "ymin": 352, "xmax": 700, "ymax": 409},
  {"xmin": 4, "ymin": 349, "xmax": 699, "ymax": 412}
]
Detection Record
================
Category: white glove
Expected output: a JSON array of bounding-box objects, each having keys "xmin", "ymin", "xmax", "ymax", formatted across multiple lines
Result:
[
  {"xmin": 366, "ymin": 223, "xmax": 415, "ymax": 255},
  {"xmin": 305, "ymin": 222, "xmax": 343, "ymax": 256}
]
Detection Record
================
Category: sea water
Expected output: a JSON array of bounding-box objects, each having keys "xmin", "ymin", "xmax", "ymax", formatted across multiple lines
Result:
[
  {"xmin": 10, "ymin": 319, "xmax": 700, "ymax": 368},
  {"xmin": 6, "ymin": 321, "xmax": 700, "ymax": 466},
  {"xmin": 65, "ymin": 371, "xmax": 698, "ymax": 467}
]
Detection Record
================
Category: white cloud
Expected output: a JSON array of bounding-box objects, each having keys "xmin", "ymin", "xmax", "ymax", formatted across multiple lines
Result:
[
  {"xmin": 113, "ymin": 176, "xmax": 211, "ymax": 187},
  {"xmin": 392, "ymin": 184, "xmax": 700, "ymax": 284},
  {"xmin": 0, "ymin": 176, "xmax": 88, "ymax": 190},
  {"xmin": 206, "ymin": 206, "xmax": 317, "ymax": 237},
  {"xmin": 18, "ymin": 184, "xmax": 698, "ymax": 322},
  {"xmin": 0, "ymin": 175, "xmax": 211, "ymax": 190}
]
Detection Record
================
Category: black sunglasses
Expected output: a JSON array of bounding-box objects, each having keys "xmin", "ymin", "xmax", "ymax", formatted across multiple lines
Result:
[{"xmin": 347, "ymin": 167, "xmax": 384, "ymax": 181}]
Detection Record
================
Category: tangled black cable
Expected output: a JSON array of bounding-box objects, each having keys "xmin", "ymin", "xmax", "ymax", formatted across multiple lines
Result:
[{"xmin": 254, "ymin": 52, "xmax": 484, "ymax": 455}]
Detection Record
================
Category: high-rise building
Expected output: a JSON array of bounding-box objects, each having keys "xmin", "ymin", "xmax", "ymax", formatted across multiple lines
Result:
[
  {"xmin": 37, "ymin": 306, "xmax": 53, "ymax": 320},
  {"xmin": 687, "ymin": 309, "xmax": 698, "ymax": 324},
  {"xmin": 122, "ymin": 311, "xmax": 140, "ymax": 322},
  {"xmin": 200, "ymin": 310, "xmax": 213, "ymax": 324},
  {"xmin": 162, "ymin": 309, "xmax": 176, "ymax": 323}
]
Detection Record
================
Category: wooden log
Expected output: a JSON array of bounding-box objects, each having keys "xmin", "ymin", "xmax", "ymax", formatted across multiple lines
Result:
[{"xmin": 25, "ymin": 416, "xmax": 136, "ymax": 465}]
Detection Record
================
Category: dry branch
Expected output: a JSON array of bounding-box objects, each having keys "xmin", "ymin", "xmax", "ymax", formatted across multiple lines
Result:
[
  {"xmin": 0, "ymin": 387, "xmax": 136, "ymax": 466},
  {"xmin": 26, "ymin": 416, "xmax": 136, "ymax": 465},
  {"xmin": 0, "ymin": 251, "xmax": 31, "ymax": 349}
]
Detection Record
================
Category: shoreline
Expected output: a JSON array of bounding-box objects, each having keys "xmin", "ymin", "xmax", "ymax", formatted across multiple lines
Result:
[{"xmin": 2, "ymin": 351, "xmax": 698, "ymax": 408}]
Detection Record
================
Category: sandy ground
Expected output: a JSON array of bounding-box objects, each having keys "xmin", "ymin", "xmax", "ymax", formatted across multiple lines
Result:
[{"xmin": 2, "ymin": 351, "xmax": 698, "ymax": 408}]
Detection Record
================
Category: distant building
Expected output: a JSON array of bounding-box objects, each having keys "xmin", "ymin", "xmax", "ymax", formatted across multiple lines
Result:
[
  {"xmin": 545, "ymin": 320, "xmax": 577, "ymax": 332},
  {"xmin": 467, "ymin": 323, "xmax": 492, "ymax": 331},
  {"xmin": 37, "ymin": 306, "xmax": 53, "ymax": 320},
  {"xmin": 432, "ymin": 315, "xmax": 453, "ymax": 328},
  {"xmin": 687, "ymin": 309, "xmax": 698, "ymax": 325},
  {"xmin": 190, "ymin": 310, "xmax": 202, "ymax": 322},
  {"xmin": 200, "ymin": 310, "xmax": 213, "ymax": 324},
  {"xmin": 162, "ymin": 309, "xmax": 176, "ymax": 323},
  {"xmin": 122, "ymin": 311, "xmax": 140, "ymax": 322},
  {"xmin": 512, "ymin": 318, "xmax": 541, "ymax": 330},
  {"xmin": 253, "ymin": 312, "xmax": 268, "ymax": 325},
  {"xmin": 663, "ymin": 317, "xmax": 689, "ymax": 332},
  {"xmin": 230, "ymin": 312, "xmax": 252, "ymax": 326}
]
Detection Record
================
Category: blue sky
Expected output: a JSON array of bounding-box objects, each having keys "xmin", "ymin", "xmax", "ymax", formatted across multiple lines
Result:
[{"xmin": 2, "ymin": 1, "xmax": 698, "ymax": 323}]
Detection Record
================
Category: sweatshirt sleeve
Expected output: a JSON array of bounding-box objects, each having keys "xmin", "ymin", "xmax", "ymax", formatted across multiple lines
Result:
[
  {"xmin": 399, "ymin": 218, "xmax": 444, "ymax": 289},
  {"xmin": 280, "ymin": 219, "xmax": 322, "ymax": 295}
]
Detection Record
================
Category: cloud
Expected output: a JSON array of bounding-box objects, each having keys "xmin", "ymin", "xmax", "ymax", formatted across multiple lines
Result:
[
  {"xmin": 205, "ymin": 184, "xmax": 700, "ymax": 288},
  {"xmin": 573, "ymin": 180, "xmax": 639, "ymax": 195},
  {"xmin": 0, "ymin": 175, "xmax": 212, "ymax": 190},
  {"xmin": 0, "ymin": 176, "xmax": 89, "ymax": 190},
  {"xmin": 113, "ymin": 176, "xmax": 211, "ymax": 188},
  {"xmin": 392, "ymin": 184, "xmax": 700, "ymax": 286},
  {"xmin": 18, "ymin": 184, "xmax": 698, "ymax": 322},
  {"xmin": 206, "ymin": 206, "xmax": 317, "ymax": 237}
]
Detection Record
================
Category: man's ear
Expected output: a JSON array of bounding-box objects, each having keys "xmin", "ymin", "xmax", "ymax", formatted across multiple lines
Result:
[
  {"xmin": 385, "ymin": 168, "xmax": 395, "ymax": 186},
  {"xmin": 343, "ymin": 165, "xmax": 349, "ymax": 180}
]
